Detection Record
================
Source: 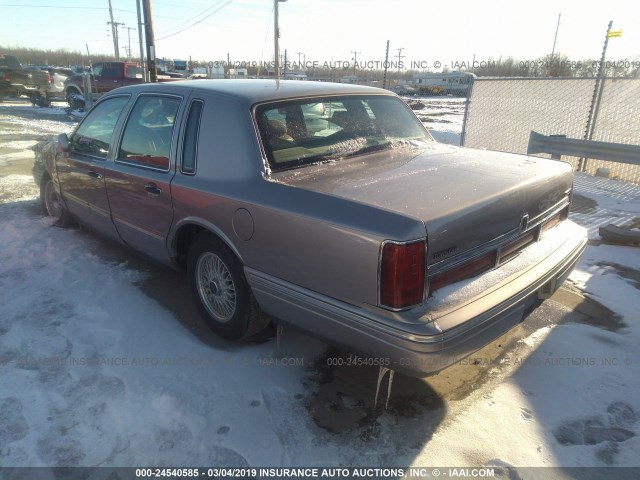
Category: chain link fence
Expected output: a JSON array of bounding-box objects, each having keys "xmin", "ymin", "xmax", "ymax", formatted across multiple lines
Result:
[{"xmin": 461, "ymin": 77, "xmax": 640, "ymax": 184}]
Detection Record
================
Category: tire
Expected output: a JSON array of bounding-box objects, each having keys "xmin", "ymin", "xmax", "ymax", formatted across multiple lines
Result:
[
  {"xmin": 39, "ymin": 94, "xmax": 52, "ymax": 108},
  {"xmin": 188, "ymin": 232, "xmax": 271, "ymax": 341},
  {"xmin": 33, "ymin": 93, "xmax": 51, "ymax": 108},
  {"xmin": 66, "ymin": 89, "xmax": 84, "ymax": 109},
  {"xmin": 41, "ymin": 177, "xmax": 72, "ymax": 226}
]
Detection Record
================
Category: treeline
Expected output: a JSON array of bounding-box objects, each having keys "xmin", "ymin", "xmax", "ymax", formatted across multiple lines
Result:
[
  {"xmin": 0, "ymin": 45, "xmax": 113, "ymax": 67},
  {"xmin": 2, "ymin": 45, "xmax": 638, "ymax": 79}
]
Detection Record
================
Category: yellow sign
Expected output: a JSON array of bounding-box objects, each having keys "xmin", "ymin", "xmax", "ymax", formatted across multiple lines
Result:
[{"xmin": 608, "ymin": 30, "xmax": 623, "ymax": 38}]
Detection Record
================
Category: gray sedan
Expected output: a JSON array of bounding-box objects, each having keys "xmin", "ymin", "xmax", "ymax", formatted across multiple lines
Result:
[{"xmin": 33, "ymin": 80, "xmax": 587, "ymax": 376}]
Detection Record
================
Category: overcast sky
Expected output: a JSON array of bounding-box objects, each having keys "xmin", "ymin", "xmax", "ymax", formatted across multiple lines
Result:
[{"xmin": 1, "ymin": 0, "xmax": 638, "ymax": 69}]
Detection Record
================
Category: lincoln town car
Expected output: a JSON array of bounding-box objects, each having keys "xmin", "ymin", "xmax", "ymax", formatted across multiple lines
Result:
[{"xmin": 33, "ymin": 80, "xmax": 587, "ymax": 376}]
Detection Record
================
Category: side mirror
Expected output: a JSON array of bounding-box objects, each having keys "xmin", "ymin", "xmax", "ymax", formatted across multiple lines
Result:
[{"xmin": 58, "ymin": 133, "xmax": 70, "ymax": 151}]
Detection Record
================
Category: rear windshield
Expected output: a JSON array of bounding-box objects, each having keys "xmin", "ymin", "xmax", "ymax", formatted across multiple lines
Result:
[
  {"xmin": 0, "ymin": 55, "xmax": 21, "ymax": 69},
  {"xmin": 255, "ymin": 95, "xmax": 432, "ymax": 171}
]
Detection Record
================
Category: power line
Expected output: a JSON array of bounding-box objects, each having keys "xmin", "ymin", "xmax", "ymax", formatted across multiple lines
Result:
[
  {"xmin": 0, "ymin": 3, "xmax": 107, "ymax": 8},
  {"xmin": 156, "ymin": 0, "xmax": 227, "ymax": 35},
  {"xmin": 155, "ymin": 0, "xmax": 234, "ymax": 39}
]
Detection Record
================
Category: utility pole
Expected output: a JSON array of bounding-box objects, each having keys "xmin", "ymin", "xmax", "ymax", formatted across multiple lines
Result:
[
  {"xmin": 351, "ymin": 50, "xmax": 361, "ymax": 77},
  {"xmin": 107, "ymin": 0, "xmax": 120, "ymax": 60},
  {"xmin": 395, "ymin": 47, "xmax": 405, "ymax": 74},
  {"xmin": 383, "ymin": 40, "xmax": 390, "ymax": 89},
  {"xmin": 296, "ymin": 51, "xmax": 304, "ymax": 67},
  {"xmin": 136, "ymin": 0, "xmax": 146, "ymax": 82},
  {"xmin": 273, "ymin": 0, "xmax": 288, "ymax": 79},
  {"xmin": 107, "ymin": 21, "xmax": 125, "ymax": 61},
  {"xmin": 123, "ymin": 26, "xmax": 135, "ymax": 60},
  {"xmin": 142, "ymin": 0, "xmax": 157, "ymax": 82},
  {"xmin": 395, "ymin": 47, "xmax": 405, "ymax": 84},
  {"xmin": 283, "ymin": 49, "xmax": 288, "ymax": 77},
  {"xmin": 550, "ymin": 13, "xmax": 561, "ymax": 59},
  {"xmin": 85, "ymin": 44, "xmax": 92, "ymax": 70}
]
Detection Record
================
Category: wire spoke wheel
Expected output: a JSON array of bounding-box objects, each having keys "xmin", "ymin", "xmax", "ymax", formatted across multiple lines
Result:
[
  {"xmin": 196, "ymin": 252, "xmax": 237, "ymax": 322},
  {"xmin": 188, "ymin": 233, "xmax": 271, "ymax": 340}
]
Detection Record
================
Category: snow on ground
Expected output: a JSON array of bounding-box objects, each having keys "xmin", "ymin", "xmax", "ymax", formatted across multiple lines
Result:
[
  {"xmin": 409, "ymin": 174, "xmax": 640, "ymax": 469},
  {"xmin": 0, "ymin": 177, "xmax": 328, "ymax": 467},
  {"xmin": 571, "ymin": 174, "xmax": 640, "ymax": 239},
  {"xmin": 0, "ymin": 101, "xmax": 639, "ymax": 473},
  {"xmin": 407, "ymin": 96, "xmax": 466, "ymax": 146}
]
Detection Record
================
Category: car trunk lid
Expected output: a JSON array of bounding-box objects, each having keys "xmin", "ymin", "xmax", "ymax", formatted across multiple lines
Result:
[{"xmin": 270, "ymin": 144, "xmax": 574, "ymax": 266}]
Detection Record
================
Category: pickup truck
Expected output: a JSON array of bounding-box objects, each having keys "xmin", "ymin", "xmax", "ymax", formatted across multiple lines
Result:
[
  {"xmin": 0, "ymin": 54, "xmax": 51, "ymax": 105},
  {"xmin": 63, "ymin": 61, "xmax": 178, "ymax": 107}
]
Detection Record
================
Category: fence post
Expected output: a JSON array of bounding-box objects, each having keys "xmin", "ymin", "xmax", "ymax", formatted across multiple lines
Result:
[
  {"xmin": 460, "ymin": 76, "xmax": 475, "ymax": 147},
  {"xmin": 581, "ymin": 21, "xmax": 614, "ymax": 172}
]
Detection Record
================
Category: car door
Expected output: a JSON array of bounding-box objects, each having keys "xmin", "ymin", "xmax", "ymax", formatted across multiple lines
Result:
[
  {"xmin": 56, "ymin": 95, "xmax": 130, "ymax": 241},
  {"xmin": 105, "ymin": 94, "xmax": 182, "ymax": 264}
]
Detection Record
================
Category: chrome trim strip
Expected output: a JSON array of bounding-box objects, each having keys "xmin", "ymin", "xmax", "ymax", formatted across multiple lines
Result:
[
  {"xmin": 246, "ymin": 267, "xmax": 441, "ymax": 344},
  {"xmin": 64, "ymin": 192, "xmax": 111, "ymax": 219},
  {"xmin": 437, "ymin": 233, "xmax": 586, "ymax": 343},
  {"xmin": 246, "ymin": 227, "xmax": 586, "ymax": 346},
  {"xmin": 111, "ymin": 214, "xmax": 165, "ymax": 241},
  {"xmin": 428, "ymin": 196, "xmax": 571, "ymax": 276}
]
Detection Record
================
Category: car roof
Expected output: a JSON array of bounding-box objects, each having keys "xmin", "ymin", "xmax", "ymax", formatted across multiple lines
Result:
[{"xmin": 113, "ymin": 79, "xmax": 395, "ymax": 105}]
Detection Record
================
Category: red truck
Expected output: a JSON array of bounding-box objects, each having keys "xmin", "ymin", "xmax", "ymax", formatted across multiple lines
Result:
[{"xmin": 63, "ymin": 61, "xmax": 179, "ymax": 107}]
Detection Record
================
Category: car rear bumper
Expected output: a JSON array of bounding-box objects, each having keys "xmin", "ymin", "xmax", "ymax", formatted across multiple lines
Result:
[
  {"xmin": 247, "ymin": 220, "xmax": 588, "ymax": 377},
  {"xmin": 9, "ymin": 85, "xmax": 50, "ymax": 97}
]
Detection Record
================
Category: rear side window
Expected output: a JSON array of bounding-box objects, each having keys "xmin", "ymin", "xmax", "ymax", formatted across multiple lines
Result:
[
  {"xmin": 71, "ymin": 96, "xmax": 129, "ymax": 159},
  {"xmin": 117, "ymin": 95, "xmax": 181, "ymax": 171},
  {"xmin": 101, "ymin": 63, "xmax": 120, "ymax": 77},
  {"xmin": 181, "ymin": 100, "xmax": 203, "ymax": 174},
  {"xmin": 125, "ymin": 65, "xmax": 143, "ymax": 79}
]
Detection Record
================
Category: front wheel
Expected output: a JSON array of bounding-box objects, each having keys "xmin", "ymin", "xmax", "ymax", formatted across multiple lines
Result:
[
  {"xmin": 187, "ymin": 233, "xmax": 271, "ymax": 341},
  {"xmin": 66, "ymin": 90, "xmax": 85, "ymax": 110},
  {"xmin": 41, "ymin": 177, "xmax": 71, "ymax": 226}
]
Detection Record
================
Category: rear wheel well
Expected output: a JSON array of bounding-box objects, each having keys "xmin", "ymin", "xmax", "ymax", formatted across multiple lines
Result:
[
  {"xmin": 65, "ymin": 85, "xmax": 82, "ymax": 96},
  {"xmin": 174, "ymin": 225, "xmax": 239, "ymax": 271}
]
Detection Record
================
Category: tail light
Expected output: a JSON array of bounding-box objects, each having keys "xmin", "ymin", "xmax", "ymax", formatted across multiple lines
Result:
[
  {"xmin": 500, "ymin": 230, "xmax": 536, "ymax": 263},
  {"xmin": 379, "ymin": 240, "xmax": 426, "ymax": 309},
  {"xmin": 429, "ymin": 251, "xmax": 496, "ymax": 294},
  {"xmin": 2, "ymin": 72, "xmax": 9, "ymax": 81},
  {"xmin": 47, "ymin": 73, "xmax": 52, "ymax": 84},
  {"xmin": 428, "ymin": 204, "xmax": 571, "ymax": 296}
]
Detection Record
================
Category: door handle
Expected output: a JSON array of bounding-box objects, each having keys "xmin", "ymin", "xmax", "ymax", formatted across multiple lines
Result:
[
  {"xmin": 144, "ymin": 183, "xmax": 162, "ymax": 195},
  {"xmin": 87, "ymin": 170, "xmax": 103, "ymax": 179}
]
